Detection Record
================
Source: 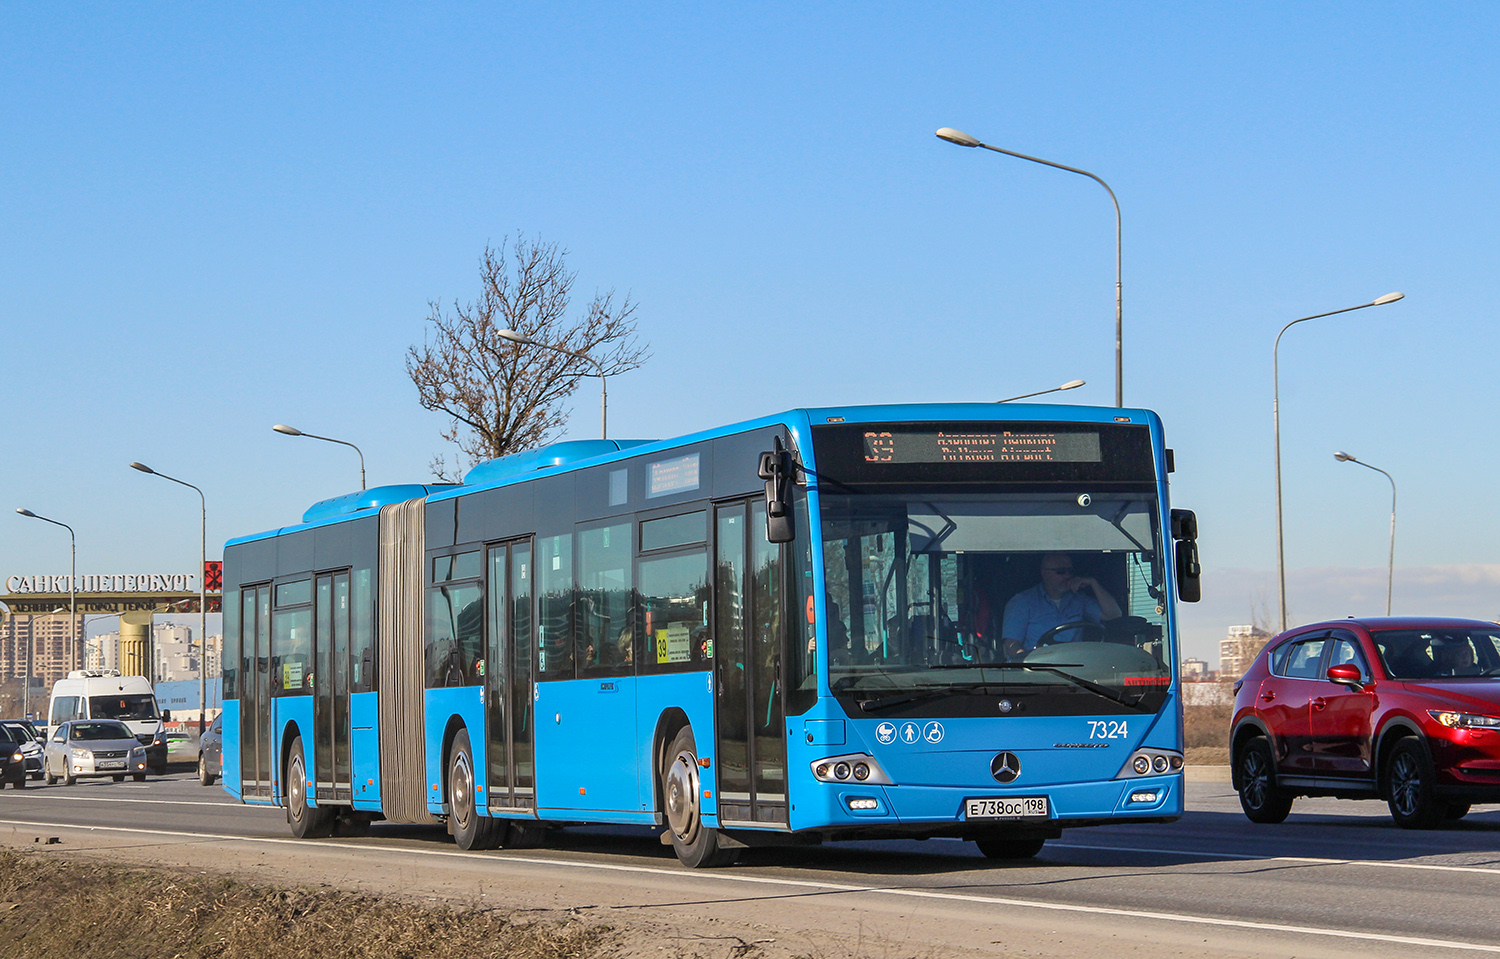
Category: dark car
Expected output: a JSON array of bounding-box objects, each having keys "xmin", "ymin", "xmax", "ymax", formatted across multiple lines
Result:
[
  {"xmin": 0, "ymin": 725, "xmax": 30, "ymax": 788},
  {"xmin": 1231, "ymin": 616, "xmax": 1500, "ymax": 828},
  {"xmin": 197, "ymin": 716, "xmax": 222, "ymax": 787},
  {"xmin": 1, "ymin": 723, "xmax": 43, "ymax": 780}
]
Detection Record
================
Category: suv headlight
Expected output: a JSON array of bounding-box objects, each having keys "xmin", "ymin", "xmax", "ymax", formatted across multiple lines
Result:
[{"xmin": 1429, "ymin": 710, "xmax": 1500, "ymax": 729}]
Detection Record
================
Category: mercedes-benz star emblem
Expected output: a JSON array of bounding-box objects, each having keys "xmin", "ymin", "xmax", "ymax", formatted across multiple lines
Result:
[{"xmin": 991, "ymin": 751, "xmax": 1021, "ymax": 784}]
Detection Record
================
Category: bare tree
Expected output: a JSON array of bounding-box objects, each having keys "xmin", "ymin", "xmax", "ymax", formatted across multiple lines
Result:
[{"xmin": 407, "ymin": 236, "xmax": 649, "ymax": 480}]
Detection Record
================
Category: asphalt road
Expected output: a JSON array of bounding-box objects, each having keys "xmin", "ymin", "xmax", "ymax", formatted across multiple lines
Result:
[{"xmin": 1, "ymin": 770, "xmax": 1497, "ymax": 958}]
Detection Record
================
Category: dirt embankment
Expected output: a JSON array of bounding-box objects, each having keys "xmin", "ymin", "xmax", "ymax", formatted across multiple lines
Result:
[{"xmin": 0, "ymin": 849, "xmax": 612, "ymax": 959}]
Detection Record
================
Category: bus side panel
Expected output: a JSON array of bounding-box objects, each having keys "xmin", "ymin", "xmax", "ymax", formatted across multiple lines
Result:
[
  {"xmin": 273, "ymin": 695, "xmax": 315, "ymax": 807},
  {"xmin": 350, "ymin": 690, "xmax": 381, "ymax": 810},
  {"xmin": 534, "ymin": 676, "xmax": 642, "ymax": 820},
  {"xmin": 221, "ymin": 699, "xmax": 243, "ymax": 801},
  {"xmin": 424, "ymin": 686, "xmax": 483, "ymax": 816},
  {"xmin": 633, "ymin": 671, "xmax": 717, "ymax": 825}
]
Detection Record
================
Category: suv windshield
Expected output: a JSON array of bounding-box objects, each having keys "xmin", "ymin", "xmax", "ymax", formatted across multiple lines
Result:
[
  {"xmin": 89, "ymin": 695, "xmax": 158, "ymax": 721},
  {"xmin": 1372, "ymin": 628, "xmax": 1500, "ymax": 680},
  {"xmin": 819, "ymin": 489, "xmax": 1171, "ymax": 717},
  {"xmin": 70, "ymin": 722, "xmax": 133, "ymax": 741}
]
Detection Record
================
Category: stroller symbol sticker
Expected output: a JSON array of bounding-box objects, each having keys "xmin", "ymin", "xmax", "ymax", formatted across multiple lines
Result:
[
  {"xmin": 923, "ymin": 721, "xmax": 945, "ymax": 744},
  {"xmin": 875, "ymin": 722, "xmax": 896, "ymax": 744}
]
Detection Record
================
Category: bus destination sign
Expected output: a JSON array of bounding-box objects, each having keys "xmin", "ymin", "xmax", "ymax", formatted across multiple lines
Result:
[{"xmin": 862, "ymin": 429, "xmax": 1103, "ymax": 464}]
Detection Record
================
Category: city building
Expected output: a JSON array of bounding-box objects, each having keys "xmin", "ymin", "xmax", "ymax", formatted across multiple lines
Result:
[
  {"xmin": 86, "ymin": 623, "xmax": 221, "ymax": 683},
  {"xmin": 1181, "ymin": 657, "xmax": 1209, "ymax": 681},
  {"xmin": 0, "ymin": 612, "xmax": 82, "ymax": 693},
  {"xmin": 1220, "ymin": 624, "xmax": 1272, "ymax": 681}
]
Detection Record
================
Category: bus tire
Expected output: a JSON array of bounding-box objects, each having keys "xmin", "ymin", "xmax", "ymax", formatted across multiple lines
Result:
[
  {"xmin": 505, "ymin": 821, "xmax": 548, "ymax": 849},
  {"xmin": 449, "ymin": 729, "xmax": 501, "ymax": 851},
  {"xmin": 976, "ymin": 836, "xmax": 1045, "ymax": 860},
  {"xmin": 661, "ymin": 726, "xmax": 738, "ymax": 868},
  {"xmin": 286, "ymin": 736, "xmax": 333, "ymax": 839}
]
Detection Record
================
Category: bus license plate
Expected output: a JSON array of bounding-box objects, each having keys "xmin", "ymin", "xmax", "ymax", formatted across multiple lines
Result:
[
  {"xmin": 97, "ymin": 761, "xmax": 125, "ymax": 770},
  {"xmin": 964, "ymin": 796, "xmax": 1049, "ymax": 820}
]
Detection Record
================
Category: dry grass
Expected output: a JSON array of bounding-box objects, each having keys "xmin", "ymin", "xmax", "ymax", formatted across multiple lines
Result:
[
  {"xmin": 1183, "ymin": 701, "xmax": 1232, "ymax": 766},
  {"xmin": 0, "ymin": 849, "xmax": 612, "ymax": 959}
]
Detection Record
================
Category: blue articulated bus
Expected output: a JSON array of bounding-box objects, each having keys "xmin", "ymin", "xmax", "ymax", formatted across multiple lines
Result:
[{"xmin": 220, "ymin": 403, "xmax": 1201, "ymax": 867}]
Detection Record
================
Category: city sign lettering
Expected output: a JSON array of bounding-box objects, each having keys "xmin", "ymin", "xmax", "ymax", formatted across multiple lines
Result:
[{"xmin": 4, "ymin": 574, "xmax": 197, "ymax": 593}]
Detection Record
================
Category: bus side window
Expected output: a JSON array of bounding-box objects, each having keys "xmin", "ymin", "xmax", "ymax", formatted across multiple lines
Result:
[{"xmin": 637, "ymin": 550, "xmax": 710, "ymax": 671}]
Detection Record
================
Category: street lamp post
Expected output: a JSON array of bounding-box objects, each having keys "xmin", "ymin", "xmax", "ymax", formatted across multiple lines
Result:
[
  {"xmin": 1273, "ymin": 292, "xmax": 1404, "ymax": 631},
  {"xmin": 129, "ymin": 462, "xmax": 208, "ymax": 733},
  {"xmin": 15, "ymin": 508, "xmax": 76, "ymax": 703},
  {"xmin": 1334, "ymin": 451, "xmax": 1398, "ymax": 616},
  {"xmin": 496, "ymin": 329, "xmax": 609, "ymax": 439},
  {"xmin": 936, "ymin": 127, "xmax": 1124, "ymax": 407},
  {"xmin": 272, "ymin": 425, "xmax": 367, "ymax": 490},
  {"xmin": 997, "ymin": 379, "xmax": 1086, "ymax": 403}
]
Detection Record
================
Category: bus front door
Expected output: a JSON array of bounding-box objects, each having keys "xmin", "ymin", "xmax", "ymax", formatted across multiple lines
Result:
[
  {"xmin": 713, "ymin": 501, "xmax": 788, "ymax": 828},
  {"xmin": 313, "ymin": 571, "xmax": 352, "ymax": 802},
  {"xmin": 486, "ymin": 540, "xmax": 535, "ymax": 812},
  {"xmin": 242, "ymin": 584, "xmax": 273, "ymax": 799}
]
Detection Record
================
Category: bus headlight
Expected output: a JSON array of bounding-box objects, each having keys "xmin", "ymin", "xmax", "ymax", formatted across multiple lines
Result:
[
  {"xmin": 1118, "ymin": 748, "xmax": 1183, "ymax": 779},
  {"xmin": 810, "ymin": 753, "xmax": 893, "ymax": 785}
]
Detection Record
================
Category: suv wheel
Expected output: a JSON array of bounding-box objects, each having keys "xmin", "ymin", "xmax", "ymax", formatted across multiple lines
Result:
[
  {"xmin": 1236, "ymin": 737, "xmax": 1294, "ymax": 824},
  {"xmin": 1386, "ymin": 738, "xmax": 1444, "ymax": 829}
]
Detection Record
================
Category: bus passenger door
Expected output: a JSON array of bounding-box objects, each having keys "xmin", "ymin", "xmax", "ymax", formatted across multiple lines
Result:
[
  {"xmin": 313, "ymin": 571, "xmax": 353, "ymax": 802},
  {"xmin": 242, "ymin": 585, "xmax": 272, "ymax": 799},
  {"xmin": 486, "ymin": 540, "xmax": 535, "ymax": 812},
  {"xmin": 714, "ymin": 501, "xmax": 788, "ymax": 827}
]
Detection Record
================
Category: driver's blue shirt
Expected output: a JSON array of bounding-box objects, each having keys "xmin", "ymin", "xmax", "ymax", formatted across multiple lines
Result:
[{"xmin": 1002, "ymin": 583, "xmax": 1104, "ymax": 649}]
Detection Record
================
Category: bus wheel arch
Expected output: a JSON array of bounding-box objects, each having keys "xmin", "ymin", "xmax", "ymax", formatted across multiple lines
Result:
[
  {"xmin": 659, "ymin": 724, "xmax": 738, "ymax": 868},
  {"xmin": 447, "ymin": 727, "xmax": 501, "ymax": 850},
  {"xmin": 438, "ymin": 715, "xmax": 468, "ymax": 813},
  {"xmin": 652, "ymin": 709, "xmax": 691, "ymax": 816},
  {"xmin": 284, "ymin": 732, "xmax": 333, "ymax": 839}
]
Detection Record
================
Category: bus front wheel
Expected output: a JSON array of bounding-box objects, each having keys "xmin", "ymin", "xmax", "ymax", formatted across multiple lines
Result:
[
  {"xmin": 449, "ymin": 729, "xmax": 502, "ymax": 851},
  {"xmin": 286, "ymin": 736, "xmax": 333, "ymax": 839},
  {"xmin": 661, "ymin": 727, "xmax": 738, "ymax": 868}
]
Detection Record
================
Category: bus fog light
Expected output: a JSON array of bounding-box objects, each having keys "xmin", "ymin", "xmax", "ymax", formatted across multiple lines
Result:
[
  {"xmin": 1132, "ymin": 756, "xmax": 1150, "ymax": 775},
  {"xmin": 1152, "ymin": 755, "xmax": 1169, "ymax": 773},
  {"xmin": 847, "ymin": 797, "xmax": 878, "ymax": 810},
  {"xmin": 815, "ymin": 763, "xmax": 831, "ymax": 779},
  {"xmin": 833, "ymin": 762, "xmax": 851, "ymax": 780},
  {"xmin": 1169, "ymin": 755, "xmax": 1184, "ymax": 770},
  {"xmin": 1130, "ymin": 791, "xmax": 1158, "ymax": 803},
  {"xmin": 853, "ymin": 763, "xmax": 870, "ymax": 781}
]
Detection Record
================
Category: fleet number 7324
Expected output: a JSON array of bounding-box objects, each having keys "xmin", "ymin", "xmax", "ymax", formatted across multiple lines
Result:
[{"xmin": 1088, "ymin": 720, "xmax": 1128, "ymax": 739}]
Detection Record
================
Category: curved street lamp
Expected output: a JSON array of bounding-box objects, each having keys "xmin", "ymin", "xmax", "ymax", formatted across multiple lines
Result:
[
  {"xmin": 997, "ymin": 379, "xmax": 1086, "ymax": 403},
  {"xmin": 129, "ymin": 462, "xmax": 209, "ymax": 732},
  {"xmin": 15, "ymin": 508, "xmax": 76, "ymax": 709},
  {"xmin": 936, "ymin": 127, "xmax": 1123, "ymax": 407},
  {"xmin": 272, "ymin": 424, "xmax": 366, "ymax": 491},
  {"xmin": 1273, "ymin": 292, "xmax": 1404, "ymax": 631},
  {"xmin": 497, "ymin": 329, "xmax": 609, "ymax": 439},
  {"xmin": 1334, "ymin": 451, "xmax": 1397, "ymax": 617}
]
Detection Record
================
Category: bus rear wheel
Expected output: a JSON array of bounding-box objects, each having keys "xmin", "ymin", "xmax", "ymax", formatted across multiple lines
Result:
[
  {"xmin": 449, "ymin": 729, "xmax": 502, "ymax": 851},
  {"xmin": 661, "ymin": 727, "xmax": 738, "ymax": 868},
  {"xmin": 286, "ymin": 736, "xmax": 333, "ymax": 839}
]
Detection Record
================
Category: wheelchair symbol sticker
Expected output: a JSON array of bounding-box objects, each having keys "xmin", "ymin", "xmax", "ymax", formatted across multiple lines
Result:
[
  {"xmin": 875, "ymin": 722, "xmax": 897, "ymax": 744},
  {"xmin": 899, "ymin": 722, "xmax": 921, "ymax": 744},
  {"xmin": 923, "ymin": 721, "xmax": 945, "ymax": 744}
]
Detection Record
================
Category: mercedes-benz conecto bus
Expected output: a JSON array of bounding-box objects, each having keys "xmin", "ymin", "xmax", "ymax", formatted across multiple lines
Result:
[{"xmin": 220, "ymin": 403, "xmax": 1200, "ymax": 867}]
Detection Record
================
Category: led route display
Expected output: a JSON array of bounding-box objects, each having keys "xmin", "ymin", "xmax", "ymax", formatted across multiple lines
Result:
[{"xmin": 862, "ymin": 429, "xmax": 1103, "ymax": 464}]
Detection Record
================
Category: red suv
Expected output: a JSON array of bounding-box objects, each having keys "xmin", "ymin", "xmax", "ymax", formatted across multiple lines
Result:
[{"xmin": 1231, "ymin": 617, "xmax": 1500, "ymax": 828}]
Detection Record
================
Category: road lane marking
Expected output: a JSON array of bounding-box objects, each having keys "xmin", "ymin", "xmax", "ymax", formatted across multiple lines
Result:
[
  {"xmin": 2, "ymin": 795, "xmax": 258, "ymax": 808},
  {"xmin": 2, "ymin": 819, "xmax": 1498, "ymax": 953},
  {"xmin": 1052, "ymin": 841, "xmax": 1500, "ymax": 877}
]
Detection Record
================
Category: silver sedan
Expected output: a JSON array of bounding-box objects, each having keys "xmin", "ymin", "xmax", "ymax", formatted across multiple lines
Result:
[{"xmin": 43, "ymin": 720, "xmax": 150, "ymax": 785}]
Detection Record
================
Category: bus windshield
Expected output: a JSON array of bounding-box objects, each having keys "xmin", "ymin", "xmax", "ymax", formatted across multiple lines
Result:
[
  {"xmin": 89, "ymin": 695, "xmax": 159, "ymax": 722},
  {"xmin": 819, "ymin": 489, "xmax": 1171, "ymax": 717}
]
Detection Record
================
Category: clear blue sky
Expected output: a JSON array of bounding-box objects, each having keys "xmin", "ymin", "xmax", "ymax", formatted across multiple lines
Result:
[{"xmin": 3, "ymin": 3, "xmax": 1497, "ymax": 662}]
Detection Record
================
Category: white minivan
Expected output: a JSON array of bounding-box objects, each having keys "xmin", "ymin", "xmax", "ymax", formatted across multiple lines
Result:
[{"xmin": 48, "ymin": 671, "xmax": 168, "ymax": 775}]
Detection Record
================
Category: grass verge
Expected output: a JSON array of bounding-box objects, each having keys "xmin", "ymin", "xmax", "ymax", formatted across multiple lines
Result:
[{"xmin": 0, "ymin": 848, "xmax": 612, "ymax": 959}]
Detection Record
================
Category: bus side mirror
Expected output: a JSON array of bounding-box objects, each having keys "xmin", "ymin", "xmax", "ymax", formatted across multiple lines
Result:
[
  {"xmin": 757, "ymin": 438, "xmax": 796, "ymax": 544},
  {"xmin": 1171, "ymin": 508, "xmax": 1201, "ymax": 603}
]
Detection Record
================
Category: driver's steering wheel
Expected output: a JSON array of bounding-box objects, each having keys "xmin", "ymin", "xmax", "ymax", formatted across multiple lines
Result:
[{"xmin": 1035, "ymin": 620, "xmax": 1105, "ymax": 647}]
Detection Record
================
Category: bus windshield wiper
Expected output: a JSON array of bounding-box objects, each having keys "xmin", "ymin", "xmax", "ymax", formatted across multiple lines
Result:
[
  {"xmin": 858, "ymin": 684, "xmax": 993, "ymax": 712},
  {"xmin": 927, "ymin": 662, "xmax": 1143, "ymax": 709}
]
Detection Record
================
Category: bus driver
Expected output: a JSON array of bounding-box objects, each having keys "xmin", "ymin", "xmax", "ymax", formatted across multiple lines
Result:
[{"xmin": 1001, "ymin": 552, "xmax": 1122, "ymax": 655}]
